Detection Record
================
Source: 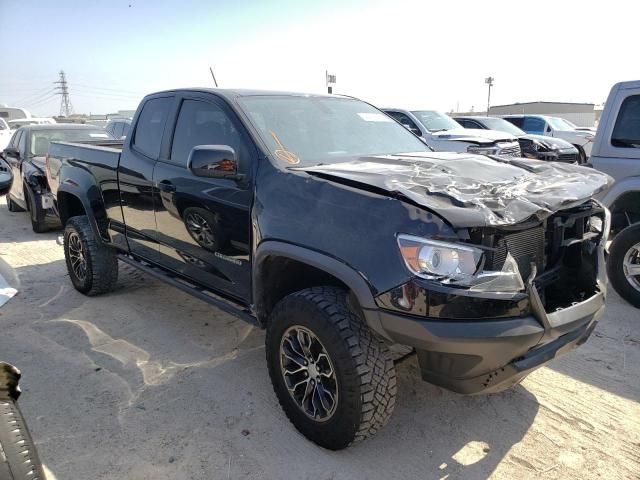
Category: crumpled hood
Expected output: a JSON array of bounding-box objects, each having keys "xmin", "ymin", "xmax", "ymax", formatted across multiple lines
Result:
[
  {"xmin": 519, "ymin": 134, "xmax": 575, "ymax": 150},
  {"xmin": 433, "ymin": 128, "xmax": 517, "ymax": 144},
  {"xmin": 297, "ymin": 152, "xmax": 612, "ymax": 227}
]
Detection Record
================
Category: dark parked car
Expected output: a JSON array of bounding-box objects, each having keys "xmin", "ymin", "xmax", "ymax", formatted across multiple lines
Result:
[
  {"xmin": 500, "ymin": 114, "xmax": 594, "ymax": 162},
  {"xmin": 105, "ymin": 117, "xmax": 132, "ymax": 139},
  {"xmin": 43, "ymin": 88, "xmax": 609, "ymax": 450},
  {"xmin": 454, "ymin": 116, "xmax": 580, "ymax": 163},
  {"xmin": 1, "ymin": 124, "xmax": 114, "ymax": 232}
]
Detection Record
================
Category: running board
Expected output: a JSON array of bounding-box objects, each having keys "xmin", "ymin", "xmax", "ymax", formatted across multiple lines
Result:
[{"xmin": 117, "ymin": 254, "xmax": 258, "ymax": 326}]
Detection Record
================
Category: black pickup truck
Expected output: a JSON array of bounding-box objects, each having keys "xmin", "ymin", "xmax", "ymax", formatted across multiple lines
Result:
[{"xmin": 44, "ymin": 88, "xmax": 611, "ymax": 450}]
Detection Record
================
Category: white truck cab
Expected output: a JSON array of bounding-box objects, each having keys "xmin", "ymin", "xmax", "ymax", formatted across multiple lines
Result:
[
  {"xmin": 382, "ymin": 109, "xmax": 521, "ymax": 156},
  {"xmin": 501, "ymin": 114, "xmax": 595, "ymax": 162},
  {"xmin": 590, "ymin": 80, "xmax": 640, "ymax": 307}
]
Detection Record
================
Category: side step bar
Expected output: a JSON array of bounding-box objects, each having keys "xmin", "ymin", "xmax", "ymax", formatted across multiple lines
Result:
[{"xmin": 117, "ymin": 254, "xmax": 258, "ymax": 326}]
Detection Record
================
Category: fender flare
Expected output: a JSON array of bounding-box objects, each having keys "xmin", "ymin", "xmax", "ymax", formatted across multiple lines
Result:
[
  {"xmin": 57, "ymin": 165, "xmax": 109, "ymax": 242},
  {"xmin": 253, "ymin": 241, "xmax": 388, "ymax": 337}
]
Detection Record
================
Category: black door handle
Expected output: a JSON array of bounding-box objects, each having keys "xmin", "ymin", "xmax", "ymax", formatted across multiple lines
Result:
[{"xmin": 157, "ymin": 180, "xmax": 176, "ymax": 192}]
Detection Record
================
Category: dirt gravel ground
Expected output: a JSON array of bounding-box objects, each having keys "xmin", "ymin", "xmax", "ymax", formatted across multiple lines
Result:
[{"xmin": 0, "ymin": 197, "xmax": 638, "ymax": 480}]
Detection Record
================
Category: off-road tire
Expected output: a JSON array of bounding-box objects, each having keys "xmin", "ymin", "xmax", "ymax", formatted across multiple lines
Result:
[
  {"xmin": 266, "ymin": 287, "xmax": 397, "ymax": 450},
  {"xmin": 0, "ymin": 400, "xmax": 46, "ymax": 480},
  {"xmin": 25, "ymin": 188, "xmax": 47, "ymax": 233},
  {"xmin": 607, "ymin": 223, "xmax": 640, "ymax": 308},
  {"xmin": 64, "ymin": 216, "xmax": 118, "ymax": 295}
]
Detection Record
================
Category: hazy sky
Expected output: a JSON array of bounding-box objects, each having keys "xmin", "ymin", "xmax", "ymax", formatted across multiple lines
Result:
[{"xmin": 0, "ymin": 0, "xmax": 637, "ymax": 117}]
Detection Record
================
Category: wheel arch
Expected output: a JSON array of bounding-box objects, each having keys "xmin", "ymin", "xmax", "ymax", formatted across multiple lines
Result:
[
  {"xmin": 602, "ymin": 183, "xmax": 640, "ymax": 229},
  {"xmin": 253, "ymin": 241, "xmax": 382, "ymax": 332}
]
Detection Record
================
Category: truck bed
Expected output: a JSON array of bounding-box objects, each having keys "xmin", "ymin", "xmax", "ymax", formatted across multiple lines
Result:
[{"xmin": 46, "ymin": 140, "xmax": 123, "ymax": 197}]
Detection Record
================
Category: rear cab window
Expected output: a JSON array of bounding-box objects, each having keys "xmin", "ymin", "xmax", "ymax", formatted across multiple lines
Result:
[
  {"xmin": 133, "ymin": 97, "xmax": 172, "ymax": 158},
  {"xmin": 611, "ymin": 95, "xmax": 640, "ymax": 148}
]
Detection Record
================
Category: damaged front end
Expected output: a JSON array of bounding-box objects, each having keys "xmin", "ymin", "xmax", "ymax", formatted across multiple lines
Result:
[
  {"xmin": 295, "ymin": 152, "xmax": 612, "ymax": 394},
  {"xmin": 375, "ymin": 199, "xmax": 609, "ymax": 394}
]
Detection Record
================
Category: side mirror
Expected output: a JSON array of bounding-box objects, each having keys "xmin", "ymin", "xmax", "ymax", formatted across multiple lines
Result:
[
  {"xmin": 3, "ymin": 147, "xmax": 19, "ymax": 159},
  {"xmin": 0, "ymin": 159, "xmax": 13, "ymax": 196},
  {"xmin": 188, "ymin": 145, "xmax": 242, "ymax": 180}
]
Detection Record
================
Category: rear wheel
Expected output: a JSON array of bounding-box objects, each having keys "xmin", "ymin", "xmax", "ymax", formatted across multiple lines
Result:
[
  {"xmin": 607, "ymin": 223, "xmax": 640, "ymax": 308},
  {"xmin": 64, "ymin": 216, "xmax": 118, "ymax": 295},
  {"xmin": 266, "ymin": 287, "xmax": 397, "ymax": 450}
]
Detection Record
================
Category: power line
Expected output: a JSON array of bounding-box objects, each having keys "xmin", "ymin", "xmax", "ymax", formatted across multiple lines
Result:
[
  {"xmin": 54, "ymin": 70, "xmax": 74, "ymax": 117},
  {"xmin": 25, "ymin": 94, "xmax": 59, "ymax": 108},
  {"xmin": 12, "ymin": 87, "xmax": 57, "ymax": 106},
  {"xmin": 70, "ymin": 83, "xmax": 146, "ymax": 95},
  {"xmin": 72, "ymin": 91, "xmax": 142, "ymax": 101}
]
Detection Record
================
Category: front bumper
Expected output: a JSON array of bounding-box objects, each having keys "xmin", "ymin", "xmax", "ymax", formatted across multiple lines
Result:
[
  {"xmin": 364, "ymin": 225, "xmax": 607, "ymax": 394},
  {"xmin": 37, "ymin": 191, "xmax": 62, "ymax": 228},
  {"xmin": 368, "ymin": 288, "xmax": 604, "ymax": 394}
]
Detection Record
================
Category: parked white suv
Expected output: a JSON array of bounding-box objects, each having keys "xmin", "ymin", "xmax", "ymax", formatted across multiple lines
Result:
[
  {"xmin": 501, "ymin": 114, "xmax": 595, "ymax": 162},
  {"xmin": 382, "ymin": 109, "xmax": 521, "ymax": 156}
]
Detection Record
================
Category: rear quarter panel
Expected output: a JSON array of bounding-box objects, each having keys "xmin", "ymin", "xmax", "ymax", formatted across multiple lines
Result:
[{"xmin": 47, "ymin": 142, "xmax": 124, "ymax": 236}]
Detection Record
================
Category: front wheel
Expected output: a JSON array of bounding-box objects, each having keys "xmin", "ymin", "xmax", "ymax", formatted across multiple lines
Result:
[
  {"xmin": 607, "ymin": 223, "xmax": 640, "ymax": 308},
  {"xmin": 64, "ymin": 216, "xmax": 119, "ymax": 295},
  {"xmin": 25, "ymin": 188, "xmax": 47, "ymax": 233},
  {"xmin": 266, "ymin": 287, "xmax": 397, "ymax": 450}
]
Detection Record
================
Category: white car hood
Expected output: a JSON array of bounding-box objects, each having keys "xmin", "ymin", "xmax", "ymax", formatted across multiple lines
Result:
[{"xmin": 432, "ymin": 128, "xmax": 517, "ymax": 144}]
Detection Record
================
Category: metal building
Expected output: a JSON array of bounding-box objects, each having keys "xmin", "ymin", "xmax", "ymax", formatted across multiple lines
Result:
[{"xmin": 487, "ymin": 101, "xmax": 596, "ymax": 127}]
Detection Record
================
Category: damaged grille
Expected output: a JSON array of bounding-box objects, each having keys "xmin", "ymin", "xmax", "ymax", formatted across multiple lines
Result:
[
  {"xmin": 490, "ymin": 227, "xmax": 545, "ymax": 281},
  {"xmin": 481, "ymin": 201, "xmax": 604, "ymax": 312},
  {"xmin": 497, "ymin": 145, "xmax": 522, "ymax": 157},
  {"xmin": 558, "ymin": 152, "xmax": 579, "ymax": 163}
]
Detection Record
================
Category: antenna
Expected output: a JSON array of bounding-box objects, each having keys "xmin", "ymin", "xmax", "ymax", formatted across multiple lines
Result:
[
  {"xmin": 54, "ymin": 70, "xmax": 74, "ymax": 117},
  {"xmin": 209, "ymin": 67, "xmax": 219, "ymax": 87}
]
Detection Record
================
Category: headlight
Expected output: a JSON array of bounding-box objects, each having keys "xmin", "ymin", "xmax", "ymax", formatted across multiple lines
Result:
[
  {"xmin": 397, "ymin": 234, "xmax": 525, "ymax": 292},
  {"xmin": 532, "ymin": 140, "xmax": 553, "ymax": 151},
  {"xmin": 467, "ymin": 146, "xmax": 498, "ymax": 155},
  {"xmin": 397, "ymin": 235, "xmax": 482, "ymax": 280}
]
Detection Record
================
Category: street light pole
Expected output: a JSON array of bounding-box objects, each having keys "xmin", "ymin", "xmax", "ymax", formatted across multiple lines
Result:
[
  {"xmin": 326, "ymin": 70, "xmax": 336, "ymax": 94},
  {"xmin": 485, "ymin": 76, "xmax": 494, "ymax": 116}
]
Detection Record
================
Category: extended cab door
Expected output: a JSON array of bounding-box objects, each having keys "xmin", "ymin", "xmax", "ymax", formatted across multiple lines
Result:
[
  {"xmin": 152, "ymin": 95, "xmax": 254, "ymax": 302},
  {"xmin": 593, "ymin": 87, "xmax": 640, "ymax": 182},
  {"xmin": 118, "ymin": 95, "xmax": 174, "ymax": 261}
]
